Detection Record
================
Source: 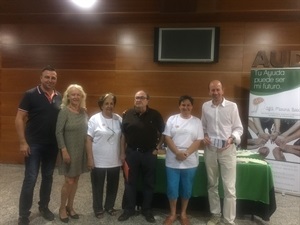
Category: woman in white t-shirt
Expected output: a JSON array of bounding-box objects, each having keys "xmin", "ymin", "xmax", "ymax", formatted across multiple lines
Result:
[
  {"xmin": 86, "ymin": 93, "xmax": 122, "ymax": 219},
  {"xmin": 163, "ymin": 95, "xmax": 204, "ymax": 225}
]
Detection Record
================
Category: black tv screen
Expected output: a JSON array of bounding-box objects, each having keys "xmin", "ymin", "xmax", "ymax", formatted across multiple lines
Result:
[{"xmin": 154, "ymin": 27, "xmax": 220, "ymax": 63}]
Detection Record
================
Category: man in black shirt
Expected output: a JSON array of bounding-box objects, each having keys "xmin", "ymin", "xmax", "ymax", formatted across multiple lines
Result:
[
  {"xmin": 15, "ymin": 66, "xmax": 62, "ymax": 225},
  {"xmin": 118, "ymin": 90, "xmax": 165, "ymax": 223}
]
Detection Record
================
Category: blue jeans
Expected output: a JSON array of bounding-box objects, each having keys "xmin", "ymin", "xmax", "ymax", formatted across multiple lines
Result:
[{"xmin": 19, "ymin": 144, "xmax": 58, "ymax": 218}]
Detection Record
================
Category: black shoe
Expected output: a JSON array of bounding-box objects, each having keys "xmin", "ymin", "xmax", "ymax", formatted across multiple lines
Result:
[
  {"xmin": 18, "ymin": 217, "xmax": 29, "ymax": 225},
  {"xmin": 142, "ymin": 211, "xmax": 156, "ymax": 223},
  {"xmin": 66, "ymin": 207, "xmax": 79, "ymax": 219},
  {"xmin": 118, "ymin": 211, "xmax": 135, "ymax": 221},
  {"xmin": 39, "ymin": 207, "xmax": 54, "ymax": 221},
  {"xmin": 59, "ymin": 216, "xmax": 69, "ymax": 223}
]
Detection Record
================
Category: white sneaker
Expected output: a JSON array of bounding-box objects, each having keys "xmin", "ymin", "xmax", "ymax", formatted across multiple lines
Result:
[
  {"xmin": 221, "ymin": 219, "xmax": 236, "ymax": 225},
  {"xmin": 207, "ymin": 216, "xmax": 221, "ymax": 225}
]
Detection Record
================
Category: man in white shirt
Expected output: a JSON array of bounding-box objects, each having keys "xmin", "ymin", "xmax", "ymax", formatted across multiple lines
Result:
[{"xmin": 201, "ymin": 80, "xmax": 243, "ymax": 225}]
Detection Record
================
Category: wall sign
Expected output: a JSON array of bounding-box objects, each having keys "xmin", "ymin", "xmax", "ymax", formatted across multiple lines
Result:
[{"xmin": 252, "ymin": 50, "xmax": 300, "ymax": 68}]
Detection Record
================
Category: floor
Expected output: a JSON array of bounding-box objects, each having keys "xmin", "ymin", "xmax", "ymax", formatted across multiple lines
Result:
[{"xmin": 0, "ymin": 164, "xmax": 299, "ymax": 225}]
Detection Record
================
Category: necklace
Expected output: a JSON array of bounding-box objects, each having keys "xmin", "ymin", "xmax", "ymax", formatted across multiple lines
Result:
[{"xmin": 102, "ymin": 113, "xmax": 115, "ymax": 144}]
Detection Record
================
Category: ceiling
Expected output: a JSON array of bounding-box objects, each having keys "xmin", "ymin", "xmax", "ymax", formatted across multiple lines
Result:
[{"xmin": 0, "ymin": 0, "xmax": 299, "ymax": 24}]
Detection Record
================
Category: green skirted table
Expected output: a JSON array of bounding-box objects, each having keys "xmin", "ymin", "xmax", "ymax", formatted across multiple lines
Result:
[{"xmin": 150, "ymin": 151, "xmax": 276, "ymax": 221}]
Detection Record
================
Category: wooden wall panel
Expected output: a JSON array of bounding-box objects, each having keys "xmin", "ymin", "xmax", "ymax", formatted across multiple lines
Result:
[
  {"xmin": 197, "ymin": 0, "xmax": 300, "ymax": 13},
  {"xmin": 1, "ymin": 45, "xmax": 116, "ymax": 70},
  {"xmin": 1, "ymin": 116, "xmax": 16, "ymax": 142},
  {"xmin": 1, "ymin": 69, "xmax": 118, "ymax": 94},
  {"xmin": 0, "ymin": 0, "xmax": 160, "ymax": 14},
  {"xmin": 219, "ymin": 23, "xmax": 245, "ymax": 44},
  {"xmin": 161, "ymin": 0, "xmax": 198, "ymax": 12},
  {"xmin": 1, "ymin": 1, "xmax": 299, "ymax": 24},
  {"xmin": 215, "ymin": 0, "xmax": 300, "ymax": 11},
  {"xmin": 116, "ymin": 26, "xmax": 155, "ymax": 45},
  {"xmin": 113, "ymin": 72, "xmax": 246, "ymax": 98},
  {"xmin": 0, "ymin": 142, "xmax": 23, "ymax": 164},
  {"xmin": 0, "ymin": 93, "xmax": 22, "ymax": 116},
  {"xmin": 1, "ymin": 25, "xmax": 117, "ymax": 45},
  {"xmin": 56, "ymin": 71, "xmax": 117, "ymax": 95},
  {"xmin": 116, "ymin": 45, "xmax": 244, "ymax": 71},
  {"xmin": 244, "ymin": 22, "xmax": 300, "ymax": 45},
  {"xmin": 1, "ymin": 70, "xmax": 39, "ymax": 92}
]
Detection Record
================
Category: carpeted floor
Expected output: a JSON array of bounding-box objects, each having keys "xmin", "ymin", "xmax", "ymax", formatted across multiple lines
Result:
[{"xmin": 0, "ymin": 164, "xmax": 299, "ymax": 225}]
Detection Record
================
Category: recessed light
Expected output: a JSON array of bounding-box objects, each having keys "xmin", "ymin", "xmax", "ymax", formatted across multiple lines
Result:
[{"xmin": 71, "ymin": 0, "xmax": 97, "ymax": 9}]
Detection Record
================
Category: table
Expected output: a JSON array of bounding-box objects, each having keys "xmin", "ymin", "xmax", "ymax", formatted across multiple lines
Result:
[{"xmin": 149, "ymin": 152, "xmax": 276, "ymax": 221}]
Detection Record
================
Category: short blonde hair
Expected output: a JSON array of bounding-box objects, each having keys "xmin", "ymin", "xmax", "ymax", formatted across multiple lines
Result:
[{"xmin": 61, "ymin": 84, "xmax": 87, "ymax": 109}]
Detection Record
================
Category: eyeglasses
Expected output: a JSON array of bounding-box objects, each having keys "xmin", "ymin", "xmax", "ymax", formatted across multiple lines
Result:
[
  {"xmin": 135, "ymin": 96, "xmax": 147, "ymax": 100},
  {"xmin": 107, "ymin": 127, "xmax": 115, "ymax": 144}
]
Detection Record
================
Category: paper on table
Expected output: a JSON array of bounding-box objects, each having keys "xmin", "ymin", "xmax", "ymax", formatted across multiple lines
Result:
[
  {"xmin": 157, "ymin": 154, "xmax": 166, "ymax": 159},
  {"xmin": 198, "ymin": 150, "xmax": 204, "ymax": 155},
  {"xmin": 237, "ymin": 157, "xmax": 267, "ymax": 165},
  {"xmin": 237, "ymin": 150, "xmax": 259, "ymax": 157}
]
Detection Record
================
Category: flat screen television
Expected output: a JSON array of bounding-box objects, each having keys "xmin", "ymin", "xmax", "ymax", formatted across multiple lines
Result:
[{"xmin": 154, "ymin": 27, "xmax": 220, "ymax": 63}]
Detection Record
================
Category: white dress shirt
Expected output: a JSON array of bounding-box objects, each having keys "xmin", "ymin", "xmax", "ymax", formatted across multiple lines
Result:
[{"xmin": 201, "ymin": 98, "xmax": 243, "ymax": 145}]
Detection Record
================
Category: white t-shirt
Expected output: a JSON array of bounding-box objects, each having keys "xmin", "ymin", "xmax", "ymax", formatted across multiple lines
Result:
[
  {"xmin": 163, "ymin": 114, "xmax": 204, "ymax": 169},
  {"xmin": 87, "ymin": 112, "xmax": 122, "ymax": 168}
]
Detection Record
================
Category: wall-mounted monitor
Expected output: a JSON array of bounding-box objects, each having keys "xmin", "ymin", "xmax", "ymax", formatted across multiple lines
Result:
[{"xmin": 154, "ymin": 27, "xmax": 220, "ymax": 63}]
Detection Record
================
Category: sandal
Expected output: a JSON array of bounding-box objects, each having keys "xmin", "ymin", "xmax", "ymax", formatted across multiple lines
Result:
[
  {"xmin": 179, "ymin": 216, "xmax": 190, "ymax": 225},
  {"xmin": 106, "ymin": 208, "xmax": 117, "ymax": 216},
  {"xmin": 95, "ymin": 210, "xmax": 104, "ymax": 219},
  {"xmin": 163, "ymin": 215, "xmax": 177, "ymax": 225}
]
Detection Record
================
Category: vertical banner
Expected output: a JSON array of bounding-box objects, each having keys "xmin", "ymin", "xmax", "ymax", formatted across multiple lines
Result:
[{"xmin": 248, "ymin": 68, "xmax": 300, "ymax": 195}]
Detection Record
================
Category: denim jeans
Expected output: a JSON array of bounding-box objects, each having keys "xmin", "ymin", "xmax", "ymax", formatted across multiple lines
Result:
[{"xmin": 19, "ymin": 144, "xmax": 58, "ymax": 218}]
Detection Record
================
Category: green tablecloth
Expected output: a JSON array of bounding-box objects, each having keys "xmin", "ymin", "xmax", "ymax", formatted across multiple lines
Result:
[
  {"xmin": 154, "ymin": 153, "xmax": 274, "ymax": 205},
  {"xmin": 135, "ymin": 151, "xmax": 276, "ymax": 220}
]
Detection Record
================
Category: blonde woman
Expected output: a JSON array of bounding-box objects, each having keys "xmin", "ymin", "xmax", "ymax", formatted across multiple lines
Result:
[{"xmin": 56, "ymin": 84, "xmax": 89, "ymax": 223}]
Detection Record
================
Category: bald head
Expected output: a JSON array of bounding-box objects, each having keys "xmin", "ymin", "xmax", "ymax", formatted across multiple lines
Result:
[{"xmin": 208, "ymin": 80, "xmax": 223, "ymax": 90}]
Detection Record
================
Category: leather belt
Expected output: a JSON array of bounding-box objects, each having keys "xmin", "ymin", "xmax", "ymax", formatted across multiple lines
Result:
[{"xmin": 129, "ymin": 146, "xmax": 152, "ymax": 153}]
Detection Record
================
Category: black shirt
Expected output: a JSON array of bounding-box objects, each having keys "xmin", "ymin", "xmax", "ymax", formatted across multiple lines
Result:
[
  {"xmin": 122, "ymin": 107, "xmax": 165, "ymax": 149},
  {"xmin": 18, "ymin": 86, "xmax": 62, "ymax": 145}
]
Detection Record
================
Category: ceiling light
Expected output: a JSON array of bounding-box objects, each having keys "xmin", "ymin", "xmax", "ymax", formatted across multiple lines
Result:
[{"xmin": 71, "ymin": 0, "xmax": 97, "ymax": 9}]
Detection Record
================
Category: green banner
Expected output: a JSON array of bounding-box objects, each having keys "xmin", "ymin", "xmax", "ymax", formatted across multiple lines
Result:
[{"xmin": 251, "ymin": 68, "xmax": 300, "ymax": 95}]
